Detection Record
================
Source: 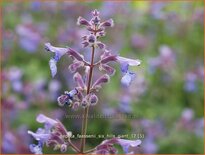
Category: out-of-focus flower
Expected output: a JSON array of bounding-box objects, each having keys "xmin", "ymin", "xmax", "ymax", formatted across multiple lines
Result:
[
  {"xmin": 8, "ymin": 67, "xmax": 23, "ymax": 92},
  {"xmin": 48, "ymin": 80, "xmax": 61, "ymax": 101},
  {"xmin": 16, "ymin": 23, "xmax": 41, "ymax": 53},
  {"xmin": 142, "ymin": 137, "xmax": 158, "ymax": 154},
  {"xmin": 184, "ymin": 72, "xmax": 197, "ymax": 92},
  {"xmin": 131, "ymin": 34, "xmax": 148, "ymax": 49},
  {"xmin": 148, "ymin": 45, "xmax": 175, "ymax": 73},
  {"xmin": 181, "ymin": 108, "xmax": 194, "ymax": 122},
  {"xmin": 119, "ymin": 95, "xmax": 132, "ymax": 113},
  {"xmin": 149, "ymin": 2, "xmax": 166, "ymax": 20}
]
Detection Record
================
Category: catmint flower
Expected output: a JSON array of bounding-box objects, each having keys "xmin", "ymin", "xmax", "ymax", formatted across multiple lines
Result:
[
  {"xmin": 82, "ymin": 34, "xmax": 105, "ymax": 49},
  {"xmin": 28, "ymin": 129, "xmax": 50, "ymax": 142},
  {"xmin": 28, "ymin": 114, "xmax": 59, "ymax": 154},
  {"xmin": 36, "ymin": 114, "xmax": 57, "ymax": 129},
  {"xmin": 45, "ymin": 43, "xmax": 68, "ymax": 77},
  {"xmin": 45, "ymin": 43, "xmax": 68, "ymax": 61},
  {"xmin": 121, "ymin": 71, "xmax": 136, "ymax": 87},
  {"xmin": 117, "ymin": 56, "xmax": 141, "ymax": 87},
  {"xmin": 46, "ymin": 122, "xmax": 72, "ymax": 152},
  {"xmin": 117, "ymin": 139, "xmax": 141, "ymax": 154},
  {"xmin": 92, "ymin": 74, "xmax": 110, "ymax": 91},
  {"xmin": 95, "ymin": 138, "xmax": 141, "ymax": 154},
  {"xmin": 57, "ymin": 89, "xmax": 78, "ymax": 106},
  {"xmin": 29, "ymin": 141, "xmax": 43, "ymax": 154}
]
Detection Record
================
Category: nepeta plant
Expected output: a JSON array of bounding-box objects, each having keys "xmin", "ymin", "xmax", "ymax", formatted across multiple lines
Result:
[{"xmin": 28, "ymin": 10, "xmax": 141, "ymax": 154}]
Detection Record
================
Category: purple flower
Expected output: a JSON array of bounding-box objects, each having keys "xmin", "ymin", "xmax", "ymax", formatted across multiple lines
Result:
[
  {"xmin": 57, "ymin": 89, "xmax": 78, "ymax": 106},
  {"xmin": 28, "ymin": 114, "xmax": 58, "ymax": 144},
  {"xmin": 117, "ymin": 56, "xmax": 141, "ymax": 66},
  {"xmin": 16, "ymin": 24, "xmax": 41, "ymax": 53},
  {"xmin": 116, "ymin": 56, "xmax": 141, "ymax": 87},
  {"xmin": 184, "ymin": 72, "xmax": 197, "ymax": 92},
  {"xmin": 121, "ymin": 71, "xmax": 136, "ymax": 87},
  {"xmin": 28, "ymin": 128, "xmax": 50, "ymax": 142},
  {"xmin": 95, "ymin": 138, "xmax": 141, "ymax": 154},
  {"xmin": 117, "ymin": 139, "xmax": 141, "ymax": 154},
  {"xmin": 36, "ymin": 114, "xmax": 58, "ymax": 129},
  {"xmin": 45, "ymin": 43, "xmax": 68, "ymax": 77},
  {"xmin": 29, "ymin": 141, "xmax": 43, "ymax": 154}
]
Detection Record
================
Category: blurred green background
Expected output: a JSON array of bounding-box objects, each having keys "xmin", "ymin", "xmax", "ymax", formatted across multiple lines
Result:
[{"xmin": 2, "ymin": 1, "xmax": 204, "ymax": 154}]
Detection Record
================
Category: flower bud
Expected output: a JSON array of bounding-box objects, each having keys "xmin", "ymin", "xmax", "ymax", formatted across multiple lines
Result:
[
  {"xmin": 73, "ymin": 72, "xmax": 86, "ymax": 90},
  {"xmin": 77, "ymin": 16, "xmax": 91, "ymax": 26},
  {"xmin": 89, "ymin": 94, "xmax": 98, "ymax": 106},
  {"xmin": 97, "ymin": 42, "xmax": 105, "ymax": 49},
  {"xmin": 68, "ymin": 48, "xmax": 84, "ymax": 61},
  {"xmin": 92, "ymin": 74, "xmax": 110, "ymax": 90},
  {"xmin": 81, "ymin": 96, "xmax": 89, "ymax": 108},
  {"xmin": 91, "ymin": 16, "xmax": 100, "ymax": 25},
  {"xmin": 69, "ymin": 61, "xmax": 84, "ymax": 73},
  {"xmin": 72, "ymin": 102, "xmax": 80, "ymax": 111},
  {"xmin": 100, "ymin": 64, "xmax": 116, "ymax": 76},
  {"xmin": 100, "ymin": 19, "xmax": 114, "ymax": 27},
  {"xmin": 60, "ymin": 144, "xmax": 67, "ymax": 153},
  {"xmin": 92, "ymin": 9, "xmax": 100, "ymax": 16},
  {"xmin": 88, "ymin": 34, "xmax": 96, "ymax": 43},
  {"xmin": 101, "ymin": 55, "xmax": 117, "ymax": 64},
  {"xmin": 82, "ymin": 41, "xmax": 89, "ymax": 48}
]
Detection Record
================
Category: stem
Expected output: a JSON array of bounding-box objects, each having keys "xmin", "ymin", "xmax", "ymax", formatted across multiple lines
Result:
[
  {"xmin": 80, "ymin": 45, "xmax": 95, "ymax": 153},
  {"xmin": 68, "ymin": 140, "xmax": 81, "ymax": 153}
]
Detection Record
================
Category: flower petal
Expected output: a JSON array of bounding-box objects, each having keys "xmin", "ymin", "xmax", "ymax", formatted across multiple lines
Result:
[
  {"xmin": 28, "ymin": 130, "xmax": 50, "ymax": 142},
  {"xmin": 45, "ymin": 43, "xmax": 68, "ymax": 61},
  {"xmin": 29, "ymin": 143, "xmax": 43, "ymax": 154},
  {"xmin": 36, "ymin": 114, "xmax": 57, "ymax": 126},
  {"xmin": 49, "ymin": 58, "xmax": 57, "ymax": 78},
  {"xmin": 121, "ymin": 72, "xmax": 136, "ymax": 87},
  {"xmin": 117, "ymin": 56, "xmax": 141, "ymax": 66}
]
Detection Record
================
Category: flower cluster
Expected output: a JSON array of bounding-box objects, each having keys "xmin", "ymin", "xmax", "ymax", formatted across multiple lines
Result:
[{"xmin": 28, "ymin": 9, "xmax": 141, "ymax": 154}]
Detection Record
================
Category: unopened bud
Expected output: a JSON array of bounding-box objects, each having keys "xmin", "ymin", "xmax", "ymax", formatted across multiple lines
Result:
[
  {"xmin": 60, "ymin": 144, "xmax": 67, "ymax": 153},
  {"xmin": 89, "ymin": 94, "xmax": 98, "ymax": 106}
]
